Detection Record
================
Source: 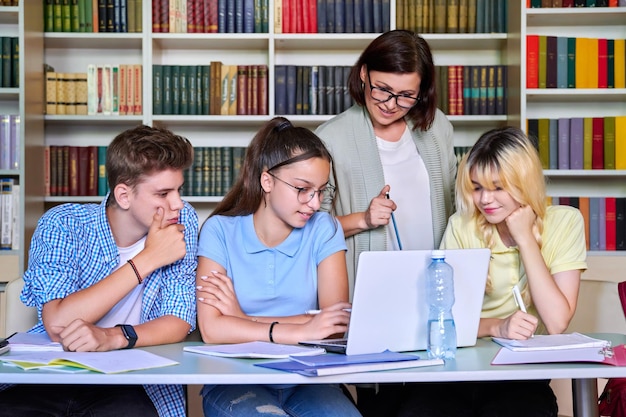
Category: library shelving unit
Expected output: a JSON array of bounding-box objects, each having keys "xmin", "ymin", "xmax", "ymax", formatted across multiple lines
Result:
[
  {"xmin": 516, "ymin": 3, "xmax": 626, "ymax": 259},
  {"xmin": 42, "ymin": 1, "xmax": 515, "ymax": 224},
  {"xmin": 0, "ymin": 1, "xmax": 44, "ymax": 337}
]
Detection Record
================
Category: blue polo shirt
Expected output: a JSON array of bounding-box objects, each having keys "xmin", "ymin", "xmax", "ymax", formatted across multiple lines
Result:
[{"xmin": 198, "ymin": 212, "xmax": 347, "ymax": 315}]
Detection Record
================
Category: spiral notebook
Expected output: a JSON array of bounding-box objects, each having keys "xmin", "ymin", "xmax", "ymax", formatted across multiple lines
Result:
[{"xmin": 300, "ymin": 248, "xmax": 491, "ymax": 355}]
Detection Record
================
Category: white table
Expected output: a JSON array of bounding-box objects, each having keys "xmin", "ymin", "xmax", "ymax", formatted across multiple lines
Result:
[{"xmin": 2, "ymin": 333, "xmax": 624, "ymax": 417}]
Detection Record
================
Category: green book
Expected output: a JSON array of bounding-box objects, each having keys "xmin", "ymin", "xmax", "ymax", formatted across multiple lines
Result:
[
  {"xmin": 195, "ymin": 65, "xmax": 203, "ymax": 116},
  {"xmin": 607, "ymin": 39, "xmax": 614, "ymax": 89},
  {"xmin": 71, "ymin": 0, "xmax": 80, "ymax": 32},
  {"xmin": 45, "ymin": 0, "xmax": 55, "ymax": 32},
  {"xmin": 10, "ymin": 37, "xmax": 18, "ymax": 88},
  {"xmin": 567, "ymin": 37, "xmax": 576, "ymax": 88},
  {"xmin": 2, "ymin": 37, "xmax": 11, "ymax": 88},
  {"xmin": 152, "ymin": 65, "xmax": 163, "ymax": 115},
  {"xmin": 193, "ymin": 147, "xmax": 205, "ymax": 197},
  {"xmin": 179, "ymin": 65, "xmax": 189, "ymax": 115},
  {"xmin": 221, "ymin": 147, "xmax": 233, "ymax": 195},
  {"xmin": 583, "ymin": 117, "xmax": 593, "ymax": 170},
  {"xmin": 187, "ymin": 65, "xmax": 198, "ymax": 116},
  {"xmin": 135, "ymin": 0, "xmax": 143, "ymax": 32},
  {"xmin": 127, "ymin": 0, "xmax": 136, "ymax": 33},
  {"xmin": 171, "ymin": 65, "xmax": 181, "ymax": 115},
  {"xmin": 53, "ymin": 0, "xmax": 63, "ymax": 32},
  {"xmin": 201, "ymin": 65, "xmax": 211, "ymax": 115},
  {"xmin": 538, "ymin": 35, "xmax": 547, "ymax": 89},
  {"xmin": 77, "ymin": 0, "xmax": 86, "ymax": 32},
  {"xmin": 202, "ymin": 147, "xmax": 211, "ymax": 196},
  {"xmin": 62, "ymin": 0, "xmax": 72, "ymax": 32},
  {"xmin": 97, "ymin": 146, "xmax": 107, "ymax": 196},
  {"xmin": 162, "ymin": 65, "xmax": 172, "ymax": 115},
  {"xmin": 604, "ymin": 117, "xmax": 616, "ymax": 170},
  {"xmin": 84, "ymin": 0, "xmax": 93, "ymax": 32}
]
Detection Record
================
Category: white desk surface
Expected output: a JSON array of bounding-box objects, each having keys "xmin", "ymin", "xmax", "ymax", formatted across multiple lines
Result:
[{"xmin": 1, "ymin": 333, "xmax": 624, "ymax": 386}]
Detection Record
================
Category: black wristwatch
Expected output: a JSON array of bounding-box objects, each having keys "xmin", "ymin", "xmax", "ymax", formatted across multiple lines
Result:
[{"xmin": 115, "ymin": 324, "xmax": 137, "ymax": 349}]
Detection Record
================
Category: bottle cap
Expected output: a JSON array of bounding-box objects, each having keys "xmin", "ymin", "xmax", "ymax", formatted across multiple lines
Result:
[{"xmin": 431, "ymin": 249, "xmax": 445, "ymax": 259}]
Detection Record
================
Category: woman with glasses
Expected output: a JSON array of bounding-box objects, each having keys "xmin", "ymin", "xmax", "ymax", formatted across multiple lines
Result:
[
  {"xmin": 315, "ymin": 29, "xmax": 457, "ymax": 417},
  {"xmin": 195, "ymin": 117, "xmax": 361, "ymax": 417}
]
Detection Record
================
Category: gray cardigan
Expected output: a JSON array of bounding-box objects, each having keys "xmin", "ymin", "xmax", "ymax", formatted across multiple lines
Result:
[{"xmin": 316, "ymin": 105, "xmax": 457, "ymax": 298}]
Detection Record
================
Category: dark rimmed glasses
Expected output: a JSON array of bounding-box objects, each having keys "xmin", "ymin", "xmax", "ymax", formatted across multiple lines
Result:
[
  {"xmin": 367, "ymin": 71, "xmax": 420, "ymax": 109},
  {"xmin": 267, "ymin": 172, "xmax": 335, "ymax": 204}
]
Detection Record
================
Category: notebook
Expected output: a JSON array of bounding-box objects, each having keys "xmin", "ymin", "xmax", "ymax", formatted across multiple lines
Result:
[{"xmin": 300, "ymin": 248, "xmax": 491, "ymax": 355}]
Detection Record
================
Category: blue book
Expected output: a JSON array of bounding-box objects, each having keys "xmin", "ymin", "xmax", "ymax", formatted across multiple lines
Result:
[
  {"xmin": 286, "ymin": 65, "xmax": 297, "ymax": 115},
  {"xmin": 317, "ymin": 0, "xmax": 327, "ymax": 33},
  {"xmin": 363, "ymin": 0, "xmax": 373, "ymax": 33},
  {"xmin": 590, "ymin": 197, "xmax": 601, "ymax": 251},
  {"xmin": 274, "ymin": 65, "xmax": 287, "ymax": 115},
  {"xmin": 556, "ymin": 36, "xmax": 568, "ymax": 89},
  {"xmin": 354, "ymin": 0, "xmax": 363, "ymax": 33},
  {"xmin": 335, "ymin": 0, "xmax": 345, "ymax": 33},
  {"xmin": 345, "ymin": 0, "xmax": 354, "ymax": 32}
]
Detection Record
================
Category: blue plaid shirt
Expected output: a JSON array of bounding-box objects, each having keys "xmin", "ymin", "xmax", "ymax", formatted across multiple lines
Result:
[{"xmin": 3, "ymin": 196, "xmax": 198, "ymax": 416}]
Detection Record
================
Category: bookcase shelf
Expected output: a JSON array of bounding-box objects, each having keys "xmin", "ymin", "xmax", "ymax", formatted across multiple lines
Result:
[
  {"xmin": 0, "ymin": 6, "xmax": 18, "ymax": 24},
  {"xmin": 153, "ymin": 34, "xmax": 270, "ymax": 51},
  {"xmin": 526, "ymin": 89, "xmax": 626, "ymax": 103},
  {"xmin": 526, "ymin": 8, "xmax": 626, "ymax": 27},
  {"xmin": 545, "ymin": 170, "xmax": 626, "ymax": 178},
  {"xmin": 44, "ymin": 115, "xmax": 145, "ymax": 124},
  {"xmin": 44, "ymin": 33, "xmax": 144, "ymax": 49}
]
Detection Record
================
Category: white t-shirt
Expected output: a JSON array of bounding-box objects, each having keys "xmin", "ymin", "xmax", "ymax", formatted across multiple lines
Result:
[
  {"xmin": 96, "ymin": 236, "xmax": 146, "ymax": 327},
  {"xmin": 377, "ymin": 127, "xmax": 434, "ymax": 251}
]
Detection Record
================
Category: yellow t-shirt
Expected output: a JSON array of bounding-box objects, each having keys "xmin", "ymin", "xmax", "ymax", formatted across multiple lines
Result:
[{"xmin": 441, "ymin": 205, "xmax": 587, "ymax": 326}]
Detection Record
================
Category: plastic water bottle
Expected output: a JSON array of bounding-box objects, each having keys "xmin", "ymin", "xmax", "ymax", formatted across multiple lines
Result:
[{"xmin": 427, "ymin": 250, "xmax": 457, "ymax": 360}]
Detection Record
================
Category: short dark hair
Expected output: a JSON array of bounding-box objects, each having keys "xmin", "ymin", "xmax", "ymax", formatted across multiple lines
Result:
[
  {"xmin": 347, "ymin": 30, "xmax": 437, "ymax": 131},
  {"xmin": 106, "ymin": 124, "xmax": 193, "ymax": 198}
]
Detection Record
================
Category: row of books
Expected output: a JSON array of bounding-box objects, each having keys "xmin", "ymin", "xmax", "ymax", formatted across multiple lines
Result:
[
  {"xmin": 44, "ymin": 64, "xmax": 143, "ymax": 116},
  {"xmin": 44, "ymin": 0, "xmax": 143, "ymax": 33},
  {"xmin": 152, "ymin": 63, "xmax": 268, "ymax": 116},
  {"xmin": 0, "ymin": 37, "xmax": 18, "ymax": 89},
  {"xmin": 182, "ymin": 146, "xmax": 246, "ymax": 196},
  {"xmin": 396, "ymin": 0, "xmax": 507, "ymax": 34},
  {"xmin": 0, "ymin": 115, "xmax": 20, "ymax": 171},
  {"xmin": 43, "ymin": 144, "xmax": 248, "ymax": 198},
  {"xmin": 45, "ymin": 145, "xmax": 108, "ymax": 197},
  {"xmin": 526, "ymin": 36, "xmax": 626, "ymax": 89},
  {"xmin": 153, "ymin": 0, "xmax": 269, "ymax": 33},
  {"xmin": 437, "ymin": 65, "xmax": 507, "ymax": 116},
  {"xmin": 554, "ymin": 196, "xmax": 626, "ymax": 251},
  {"xmin": 528, "ymin": 0, "xmax": 626, "ymax": 6},
  {"xmin": 527, "ymin": 116, "xmax": 626, "ymax": 170},
  {"xmin": 0, "ymin": 1, "xmax": 18, "ymax": 5},
  {"xmin": 277, "ymin": 0, "xmax": 391, "ymax": 34},
  {"xmin": 0, "ymin": 178, "xmax": 19, "ymax": 251},
  {"xmin": 274, "ymin": 65, "xmax": 354, "ymax": 116}
]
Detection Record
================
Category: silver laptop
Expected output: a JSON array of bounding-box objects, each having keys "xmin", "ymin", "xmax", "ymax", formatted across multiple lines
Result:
[{"xmin": 300, "ymin": 248, "xmax": 491, "ymax": 355}]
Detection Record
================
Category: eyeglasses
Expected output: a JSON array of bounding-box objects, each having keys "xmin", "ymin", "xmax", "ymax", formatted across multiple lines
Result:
[
  {"xmin": 367, "ymin": 71, "xmax": 420, "ymax": 109},
  {"xmin": 267, "ymin": 172, "xmax": 335, "ymax": 204}
]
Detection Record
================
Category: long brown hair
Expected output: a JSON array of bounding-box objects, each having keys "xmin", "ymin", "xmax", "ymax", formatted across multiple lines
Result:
[{"xmin": 211, "ymin": 117, "xmax": 336, "ymax": 217}]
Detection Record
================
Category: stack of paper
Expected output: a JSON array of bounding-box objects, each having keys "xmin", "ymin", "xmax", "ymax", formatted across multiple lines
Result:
[
  {"xmin": 0, "ymin": 349, "xmax": 179, "ymax": 373},
  {"xmin": 183, "ymin": 341, "xmax": 326, "ymax": 359},
  {"xmin": 491, "ymin": 333, "xmax": 626, "ymax": 366},
  {"xmin": 7, "ymin": 332, "xmax": 63, "ymax": 352}
]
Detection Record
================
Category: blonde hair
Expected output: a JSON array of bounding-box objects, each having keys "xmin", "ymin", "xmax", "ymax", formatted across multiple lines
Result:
[{"xmin": 455, "ymin": 127, "xmax": 547, "ymax": 297}]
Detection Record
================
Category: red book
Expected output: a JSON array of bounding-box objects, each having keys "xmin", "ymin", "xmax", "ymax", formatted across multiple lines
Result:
[
  {"xmin": 591, "ymin": 117, "xmax": 605, "ymax": 170},
  {"xmin": 205, "ymin": 0, "xmax": 218, "ymax": 33},
  {"xmin": 598, "ymin": 38, "xmax": 608, "ymax": 89},
  {"xmin": 236, "ymin": 65, "xmax": 248, "ymax": 115},
  {"xmin": 606, "ymin": 197, "xmax": 617, "ymax": 250},
  {"xmin": 152, "ymin": 0, "xmax": 161, "ymax": 32},
  {"xmin": 187, "ymin": 0, "xmax": 198, "ymax": 33},
  {"xmin": 282, "ymin": 0, "xmax": 291, "ymax": 33},
  {"xmin": 562, "ymin": 0, "xmax": 574, "ymax": 5},
  {"xmin": 78, "ymin": 146, "xmax": 89, "ymax": 196},
  {"xmin": 456, "ymin": 65, "xmax": 464, "ymax": 116},
  {"xmin": 295, "ymin": 0, "xmax": 304, "ymax": 33},
  {"xmin": 87, "ymin": 146, "xmax": 98, "ymax": 196},
  {"xmin": 308, "ymin": 0, "xmax": 317, "ymax": 33},
  {"xmin": 447, "ymin": 66, "xmax": 458, "ymax": 115},
  {"xmin": 527, "ymin": 35, "xmax": 540, "ymax": 89},
  {"xmin": 249, "ymin": 65, "xmax": 259, "ymax": 115}
]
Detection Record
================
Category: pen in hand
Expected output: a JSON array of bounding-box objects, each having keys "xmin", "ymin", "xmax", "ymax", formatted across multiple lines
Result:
[
  {"xmin": 385, "ymin": 192, "xmax": 403, "ymax": 250},
  {"xmin": 512, "ymin": 284, "xmax": 534, "ymax": 338}
]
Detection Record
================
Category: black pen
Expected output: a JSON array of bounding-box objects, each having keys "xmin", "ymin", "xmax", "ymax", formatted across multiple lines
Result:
[{"xmin": 5, "ymin": 332, "xmax": 16, "ymax": 340}]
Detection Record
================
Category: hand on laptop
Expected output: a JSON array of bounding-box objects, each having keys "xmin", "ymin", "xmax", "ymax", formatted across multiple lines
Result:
[{"xmin": 303, "ymin": 302, "xmax": 352, "ymax": 340}]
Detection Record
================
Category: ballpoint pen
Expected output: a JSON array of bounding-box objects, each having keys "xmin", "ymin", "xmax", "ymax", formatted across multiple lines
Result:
[
  {"xmin": 385, "ymin": 192, "xmax": 403, "ymax": 250},
  {"xmin": 512, "ymin": 284, "xmax": 534, "ymax": 337}
]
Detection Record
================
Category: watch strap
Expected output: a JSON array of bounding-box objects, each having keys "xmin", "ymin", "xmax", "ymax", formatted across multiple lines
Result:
[{"xmin": 115, "ymin": 324, "xmax": 137, "ymax": 349}]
